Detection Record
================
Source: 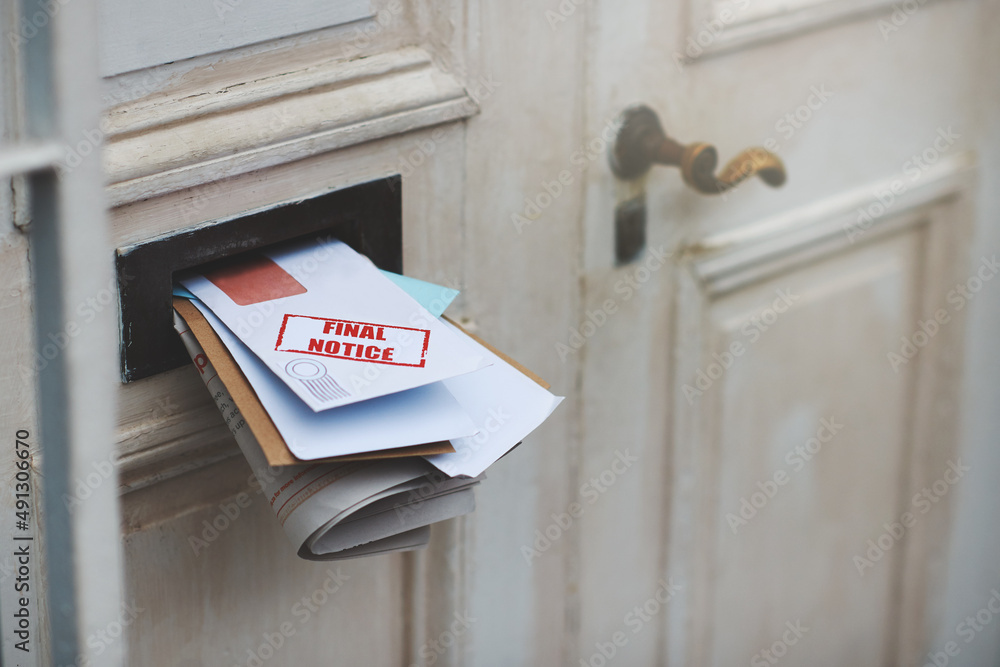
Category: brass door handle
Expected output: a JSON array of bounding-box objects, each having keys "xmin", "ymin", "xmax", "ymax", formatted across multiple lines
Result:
[{"xmin": 610, "ymin": 105, "xmax": 786, "ymax": 194}]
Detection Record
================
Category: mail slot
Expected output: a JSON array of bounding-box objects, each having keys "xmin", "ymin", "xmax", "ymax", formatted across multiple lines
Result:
[{"xmin": 115, "ymin": 176, "xmax": 402, "ymax": 382}]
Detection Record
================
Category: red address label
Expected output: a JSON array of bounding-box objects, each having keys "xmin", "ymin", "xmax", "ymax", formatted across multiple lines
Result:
[{"xmin": 275, "ymin": 314, "xmax": 430, "ymax": 368}]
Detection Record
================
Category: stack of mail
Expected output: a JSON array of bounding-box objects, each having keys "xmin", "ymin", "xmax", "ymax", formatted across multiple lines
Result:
[{"xmin": 172, "ymin": 238, "xmax": 562, "ymax": 560}]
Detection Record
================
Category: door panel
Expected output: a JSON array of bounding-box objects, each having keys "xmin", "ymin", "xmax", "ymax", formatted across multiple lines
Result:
[
  {"xmin": 694, "ymin": 227, "xmax": 937, "ymax": 666},
  {"xmin": 122, "ymin": 459, "xmax": 404, "ymax": 666},
  {"xmin": 675, "ymin": 180, "xmax": 975, "ymax": 666}
]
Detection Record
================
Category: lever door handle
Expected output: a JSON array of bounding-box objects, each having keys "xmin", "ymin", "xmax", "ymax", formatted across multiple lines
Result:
[{"xmin": 610, "ymin": 105, "xmax": 786, "ymax": 194}]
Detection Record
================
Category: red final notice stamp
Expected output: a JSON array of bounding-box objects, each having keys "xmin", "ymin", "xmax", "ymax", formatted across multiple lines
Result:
[{"xmin": 275, "ymin": 314, "xmax": 430, "ymax": 367}]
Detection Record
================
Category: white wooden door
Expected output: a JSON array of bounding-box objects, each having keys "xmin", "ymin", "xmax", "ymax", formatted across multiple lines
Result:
[
  {"xmin": 570, "ymin": 1, "xmax": 1000, "ymax": 665},
  {"xmin": 3, "ymin": 0, "xmax": 998, "ymax": 665}
]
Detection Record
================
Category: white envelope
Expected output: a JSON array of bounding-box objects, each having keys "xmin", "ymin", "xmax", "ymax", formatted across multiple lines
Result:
[
  {"xmin": 190, "ymin": 299, "xmax": 481, "ymax": 460},
  {"xmin": 181, "ymin": 239, "xmax": 489, "ymax": 412}
]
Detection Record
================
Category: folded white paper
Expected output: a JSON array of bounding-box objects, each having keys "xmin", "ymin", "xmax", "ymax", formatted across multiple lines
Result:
[{"xmin": 430, "ymin": 321, "xmax": 565, "ymax": 478}]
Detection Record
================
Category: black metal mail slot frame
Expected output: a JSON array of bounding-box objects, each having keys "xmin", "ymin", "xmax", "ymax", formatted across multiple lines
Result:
[{"xmin": 116, "ymin": 176, "xmax": 402, "ymax": 382}]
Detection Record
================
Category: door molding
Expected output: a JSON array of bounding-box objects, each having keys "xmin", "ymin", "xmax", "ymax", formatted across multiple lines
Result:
[{"xmin": 103, "ymin": 46, "xmax": 478, "ymax": 207}]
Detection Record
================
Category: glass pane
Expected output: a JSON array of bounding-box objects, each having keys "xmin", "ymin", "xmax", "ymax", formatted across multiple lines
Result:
[{"xmin": 97, "ymin": 0, "xmax": 374, "ymax": 76}]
